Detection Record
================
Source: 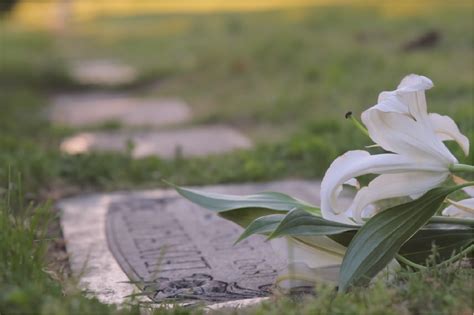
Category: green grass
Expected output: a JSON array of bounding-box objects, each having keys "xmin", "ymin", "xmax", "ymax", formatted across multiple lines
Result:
[
  {"xmin": 0, "ymin": 180, "xmax": 199, "ymax": 314},
  {"xmin": 235, "ymin": 266, "xmax": 473, "ymax": 315},
  {"xmin": 1, "ymin": 6, "xmax": 472, "ymax": 198},
  {"xmin": 67, "ymin": 7, "xmax": 474, "ymax": 143},
  {"xmin": 0, "ymin": 3, "xmax": 473, "ymax": 314},
  {"xmin": 1, "ymin": 188, "xmax": 472, "ymax": 315}
]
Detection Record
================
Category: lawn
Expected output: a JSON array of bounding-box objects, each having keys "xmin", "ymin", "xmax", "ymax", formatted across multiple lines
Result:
[{"xmin": 0, "ymin": 3, "xmax": 473, "ymax": 314}]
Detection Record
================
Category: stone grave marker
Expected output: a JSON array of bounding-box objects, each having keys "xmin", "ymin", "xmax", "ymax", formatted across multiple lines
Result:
[
  {"xmin": 49, "ymin": 93, "xmax": 191, "ymax": 127},
  {"xmin": 59, "ymin": 180, "xmax": 322, "ymax": 305},
  {"xmin": 60, "ymin": 126, "xmax": 252, "ymax": 158},
  {"xmin": 70, "ymin": 60, "xmax": 138, "ymax": 86}
]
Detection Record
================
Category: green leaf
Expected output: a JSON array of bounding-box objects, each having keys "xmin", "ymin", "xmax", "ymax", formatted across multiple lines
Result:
[
  {"xmin": 268, "ymin": 208, "xmax": 358, "ymax": 240},
  {"xmin": 174, "ymin": 185, "xmax": 319, "ymax": 213},
  {"xmin": 330, "ymin": 226, "xmax": 473, "ymax": 265},
  {"xmin": 338, "ymin": 185, "xmax": 465, "ymax": 292},
  {"xmin": 235, "ymin": 214, "xmax": 286, "ymax": 244},
  {"xmin": 219, "ymin": 208, "xmax": 284, "ymax": 229},
  {"xmin": 398, "ymin": 225, "xmax": 474, "ymax": 263}
]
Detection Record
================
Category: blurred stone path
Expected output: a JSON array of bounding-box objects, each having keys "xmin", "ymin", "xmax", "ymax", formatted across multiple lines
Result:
[
  {"xmin": 50, "ymin": 60, "xmax": 253, "ymax": 159},
  {"xmin": 70, "ymin": 60, "xmax": 138, "ymax": 86},
  {"xmin": 50, "ymin": 93, "xmax": 191, "ymax": 127},
  {"xmin": 60, "ymin": 126, "xmax": 252, "ymax": 158}
]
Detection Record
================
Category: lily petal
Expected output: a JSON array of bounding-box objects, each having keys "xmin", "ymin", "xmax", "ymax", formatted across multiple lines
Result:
[
  {"xmin": 429, "ymin": 113, "xmax": 470, "ymax": 156},
  {"xmin": 397, "ymin": 74, "xmax": 434, "ymax": 93},
  {"xmin": 275, "ymin": 262, "xmax": 340, "ymax": 289},
  {"xmin": 320, "ymin": 150, "xmax": 447, "ymax": 224},
  {"xmin": 367, "ymin": 74, "xmax": 448, "ymax": 159},
  {"xmin": 344, "ymin": 178, "xmax": 360, "ymax": 189},
  {"xmin": 362, "ymin": 109, "xmax": 457, "ymax": 164},
  {"xmin": 349, "ymin": 171, "xmax": 449, "ymax": 223},
  {"xmin": 442, "ymin": 198, "xmax": 474, "ymax": 218},
  {"xmin": 462, "ymin": 186, "xmax": 474, "ymax": 197},
  {"xmin": 397, "ymin": 74, "xmax": 433, "ymax": 122},
  {"xmin": 376, "ymin": 91, "xmax": 408, "ymax": 114},
  {"xmin": 374, "ymin": 74, "xmax": 433, "ymax": 119},
  {"xmin": 269, "ymin": 236, "xmax": 344, "ymax": 269},
  {"xmin": 371, "ymin": 75, "xmax": 468, "ymax": 157}
]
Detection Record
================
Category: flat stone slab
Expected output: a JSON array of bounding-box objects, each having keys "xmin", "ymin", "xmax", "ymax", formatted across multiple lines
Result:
[
  {"xmin": 60, "ymin": 126, "xmax": 252, "ymax": 158},
  {"xmin": 58, "ymin": 180, "xmax": 322, "ymax": 305},
  {"xmin": 70, "ymin": 60, "xmax": 138, "ymax": 86},
  {"xmin": 49, "ymin": 93, "xmax": 191, "ymax": 127}
]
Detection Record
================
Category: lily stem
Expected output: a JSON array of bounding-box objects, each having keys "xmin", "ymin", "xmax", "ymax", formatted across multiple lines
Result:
[
  {"xmin": 396, "ymin": 255, "xmax": 427, "ymax": 270},
  {"xmin": 440, "ymin": 244, "xmax": 474, "ymax": 266},
  {"xmin": 396, "ymin": 244, "xmax": 474, "ymax": 271},
  {"xmin": 449, "ymin": 164, "xmax": 474, "ymax": 173},
  {"xmin": 428, "ymin": 216, "xmax": 474, "ymax": 226},
  {"xmin": 345, "ymin": 111, "xmax": 370, "ymax": 137}
]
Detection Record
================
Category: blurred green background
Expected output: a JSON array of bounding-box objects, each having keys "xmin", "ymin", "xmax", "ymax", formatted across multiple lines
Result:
[{"xmin": 1, "ymin": 0, "xmax": 472, "ymax": 197}]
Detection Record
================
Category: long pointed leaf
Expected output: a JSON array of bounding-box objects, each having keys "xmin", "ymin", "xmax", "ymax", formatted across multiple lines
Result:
[
  {"xmin": 235, "ymin": 214, "xmax": 286, "ymax": 244},
  {"xmin": 174, "ymin": 185, "xmax": 319, "ymax": 213},
  {"xmin": 338, "ymin": 185, "xmax": 466, "ymax": 292},
  {"xmin": 269, "ymin": 208, "xmax": 359, "ymax": 239},
  {"xmin": 330, "ymin": 227, "xmax": 473, "ymax": 264},
  {"xmin": 399, "ymin": 226, "xmax": 474, "ymax": 262},
  {"xmin": 218, "ymin": 208, "xmax": 284, "ymax": 230}
]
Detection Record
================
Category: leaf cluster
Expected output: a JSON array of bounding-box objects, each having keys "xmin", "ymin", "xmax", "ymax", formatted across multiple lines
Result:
[{"xmin": 175, "ymin": 184, "xmax": 474, "ymax": 291}]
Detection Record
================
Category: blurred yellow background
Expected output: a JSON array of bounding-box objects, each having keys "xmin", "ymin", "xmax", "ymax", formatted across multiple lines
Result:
[{"xmin": 13, "ymin": 0, "xmax": 471, "ymax": 29}]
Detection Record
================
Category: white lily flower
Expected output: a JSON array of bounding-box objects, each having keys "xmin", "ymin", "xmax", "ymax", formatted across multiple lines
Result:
[
  {"xmin": 369, "ymin": 74, "xmax": 469, "ymax": 155},
  {"xmin": 321, "ymin": 74, "xmax": 470, "ymax": 224}
]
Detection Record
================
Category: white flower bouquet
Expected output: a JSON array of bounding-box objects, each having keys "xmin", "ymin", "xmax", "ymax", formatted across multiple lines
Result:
[{"xmin": 173, "ymin": 74, "xmax": 473, "ymax": 292}]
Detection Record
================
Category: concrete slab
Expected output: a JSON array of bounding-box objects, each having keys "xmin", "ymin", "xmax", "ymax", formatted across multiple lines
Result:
[
  {"xmin": 49, "ymin": 93, "xmax": 191, "ymax": 127},
  {"xmin": 59, "ymin": 180, "xmax": 322, "ymax": 305},
  {"xmin": 70, "ymin": 60, "xmax": 138, "ymax": 86},
  {"xmin": 60, "ymin": 126, "xmax": 252, "ymax": 158}
]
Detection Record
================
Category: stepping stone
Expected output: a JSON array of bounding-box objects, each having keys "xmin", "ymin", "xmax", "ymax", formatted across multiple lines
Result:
[
  {"xmin": 70, "ymin": 60, "xmax": 138, "ymax": 86},
  {"xmin": 49, "ymin": 93, "xmax": 191, "ymax": 127},
  {"xmin": 60, "ymin": 126, "xmax": 252, "ymax": 158},
  {"xmin": 58, "ymin": 180, "xmax": 322, "ymax": 305}
]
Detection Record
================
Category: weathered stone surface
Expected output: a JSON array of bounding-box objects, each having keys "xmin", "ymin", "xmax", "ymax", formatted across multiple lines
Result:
[
  {"xmin": 60, "ymin": 126, "xmax": 252, "ymax": 158},
  {"xmin": 49, "ymin": 93, "xmax": 191, "ymax": 127},
  {"xmin": 59, "ymin": 180, "xmax": 322, "ymax": 305},
  {"xmin": 58, "ymin": 194, "xmax": 136, "ymax": 305},
  {"xmin": 70, "ymin": 60, "xmax": 138, "ymax": 86}
]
